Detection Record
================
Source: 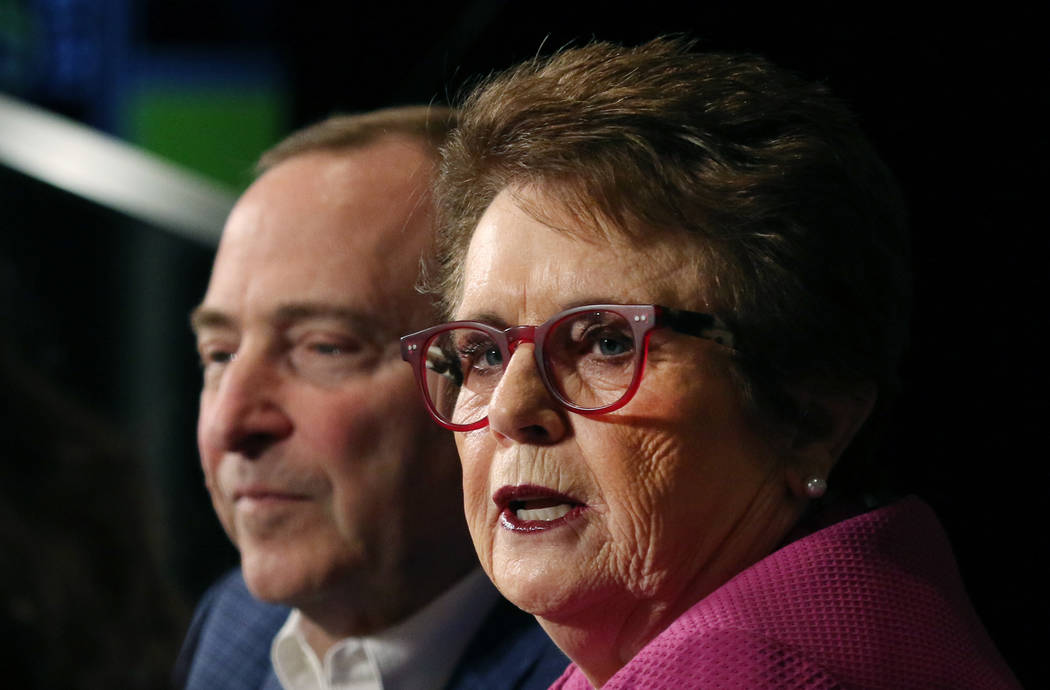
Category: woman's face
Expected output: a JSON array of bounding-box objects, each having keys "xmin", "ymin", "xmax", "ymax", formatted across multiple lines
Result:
[{"xmin": 454, "ymin": 187, "xmax": 801, "ymax": 623}]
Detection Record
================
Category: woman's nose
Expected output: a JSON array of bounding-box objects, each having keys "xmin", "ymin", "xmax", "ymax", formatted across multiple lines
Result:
[
  {"xmin": 486, "ymin": 343, "xmax": 568, "ymax": 445},
  {"xmin": 199, "ymin": 349, "xmax": 293, "ymax": 459}
]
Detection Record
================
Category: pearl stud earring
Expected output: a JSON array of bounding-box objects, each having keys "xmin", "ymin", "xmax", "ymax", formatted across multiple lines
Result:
[{"xmin": 804, "ymin": 476, "xmax": 827, "ymax": 499}]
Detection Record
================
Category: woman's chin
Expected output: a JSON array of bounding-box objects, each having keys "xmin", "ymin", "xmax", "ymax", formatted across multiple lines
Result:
[
  {"xmin": 478, "ymin": 499, "xmax": 618, "ymax": 619},
  {"xmin": 495, "ymin": 576, "xmax": 578, "ymax": 618},
  {"xmin": 489, "ymin": 552, "xmax": 609, "ymax": 621}
]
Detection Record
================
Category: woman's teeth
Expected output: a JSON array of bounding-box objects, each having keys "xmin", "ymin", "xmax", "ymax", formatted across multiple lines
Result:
[{"xmin": 516, "ymin": 504, "xmax": 572, "ymax": 521}]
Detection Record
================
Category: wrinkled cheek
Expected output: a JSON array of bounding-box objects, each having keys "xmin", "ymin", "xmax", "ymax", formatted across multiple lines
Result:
[
  {"xmin": 463, "ymin": 496, "xmax": 493, "ymax": 576},
  {"xmin": 462, "ymin": 477, "xmax": 492, "ymax": 559},
  {"xmin": 456, "ymin": 433, "xmax": 494, "ymax": 566}
]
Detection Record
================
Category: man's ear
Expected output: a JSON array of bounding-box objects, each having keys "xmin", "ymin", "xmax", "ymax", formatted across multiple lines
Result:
[{"xmin": 784, "ymin": 381, "xmax": 877, "ymax": 497}]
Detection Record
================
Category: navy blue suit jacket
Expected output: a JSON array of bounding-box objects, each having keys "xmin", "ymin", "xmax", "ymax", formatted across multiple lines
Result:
[{"xmin": 174, "ymin": 569, "xmax": 568, "ymax": 690}]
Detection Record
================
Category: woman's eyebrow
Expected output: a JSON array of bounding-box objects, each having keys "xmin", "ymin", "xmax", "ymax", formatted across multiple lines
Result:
[
  {"xmin": 456, "ymin": 298, "xmax": 625, "ymax": 327},
  {"xmin": 561, "ymin": 296, "xmax": 623, "ymax": 310},
  {"xmin": 454, "ymin": 311, "xmax": 508, "ymax": 327}
]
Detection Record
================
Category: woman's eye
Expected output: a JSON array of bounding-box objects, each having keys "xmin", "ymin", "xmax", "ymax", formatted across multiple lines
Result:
[
  {"xmin": 596, "ymin": 337, "xmax": 630, "ymax": 356},
  {"xmin": 579, "ymin": 326, "xmax": 633, "ymax": 358},
  {"xmin": 561, "ymin": 315, "xmax": 634, "ymax": 360},
  {"xmin": 482, "ymin": 347, "xmax": 503, "ymax": 367},
  {"xmin": 458, "ymin": 339, "xmax": 502, "ymax": 373}
]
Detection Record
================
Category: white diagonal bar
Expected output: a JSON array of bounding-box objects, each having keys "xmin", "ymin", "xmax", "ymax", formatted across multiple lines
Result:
[{"xmin": 0, "ymin": 92, "xmax": 235, "ymax": 246}]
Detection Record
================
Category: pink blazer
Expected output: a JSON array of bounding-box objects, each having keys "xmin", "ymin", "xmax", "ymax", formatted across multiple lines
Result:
[{"xmin": 551, "ymin": 498, "xmax": 1020, "ymax": 689}]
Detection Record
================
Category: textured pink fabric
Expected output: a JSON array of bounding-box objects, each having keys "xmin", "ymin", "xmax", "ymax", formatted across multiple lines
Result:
[{"xmin": 550, "ymin": 498, "xmax": 1019, "ymax": 689}]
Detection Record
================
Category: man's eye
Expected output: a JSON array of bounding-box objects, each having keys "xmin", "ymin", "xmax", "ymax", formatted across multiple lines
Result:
[
  {"xmin": 300, "ymin": 335, "xmax": 366, "ymax": 357},
  {"xmin": 291, "ymin": 335, "xmax": 375, "ymax": 381},
  {"xmin": 310, "ymin": 342, "xmax": 349, "ymax": 356},
  {"xmin": 197, "ymin": 345, "xmax": 236, "ymax": 386},
  {"xmin": 199, "ymin": 347, "xmax": 236, "ymax": 368}
]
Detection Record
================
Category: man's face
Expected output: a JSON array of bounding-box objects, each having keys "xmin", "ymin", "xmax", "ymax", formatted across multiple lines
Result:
[{"xmin": 193, "ymin": 140, "xmax": 472, "ymax": 623}]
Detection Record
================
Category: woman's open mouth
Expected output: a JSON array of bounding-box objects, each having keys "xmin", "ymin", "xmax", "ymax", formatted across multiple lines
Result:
[{"xmin": 493, "ymin": 485, "xmax": 586, "ymax": 533}]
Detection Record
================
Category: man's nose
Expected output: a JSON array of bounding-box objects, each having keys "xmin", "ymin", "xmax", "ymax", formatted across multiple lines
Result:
[
  {"xmin": 486, "ymin": 343, "xmax": 568, "ymax": 446},
  {"xmin": 200, "ymin": 348, "xmax": 293, "ymax": 458}
]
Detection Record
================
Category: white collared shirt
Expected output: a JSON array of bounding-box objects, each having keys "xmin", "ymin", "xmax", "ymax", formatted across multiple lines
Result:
[{"xmin": 271, "ymin": 569, "xmax": 500, "ymax": 690}]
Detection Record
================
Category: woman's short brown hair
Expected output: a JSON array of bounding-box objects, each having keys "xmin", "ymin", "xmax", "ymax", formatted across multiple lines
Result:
[{"xmin": 435, "ymin": 38, "xmax": 911, "ymax": 484}]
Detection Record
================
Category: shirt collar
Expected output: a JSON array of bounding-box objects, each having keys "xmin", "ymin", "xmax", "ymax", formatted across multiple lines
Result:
[{"xmin": 271, "ymin": 569, "xmax": 500, "ymax": 690}]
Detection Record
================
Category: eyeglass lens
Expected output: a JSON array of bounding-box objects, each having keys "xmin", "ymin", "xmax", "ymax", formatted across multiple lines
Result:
[{"xmin": 421, "ymin": 309, "xmax": 641, "ymax": 426}]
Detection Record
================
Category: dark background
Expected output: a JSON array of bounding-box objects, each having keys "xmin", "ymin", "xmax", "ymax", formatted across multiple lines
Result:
[{"xmin": 2, "ymin": 1, "xmax": 1045, "ymax": 686}]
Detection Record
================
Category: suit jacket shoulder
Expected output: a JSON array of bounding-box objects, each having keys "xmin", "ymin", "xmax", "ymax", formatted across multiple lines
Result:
[
  {"xmin": 173, "ymin": 568, "xmax": 289, "ymax": 690},
  {"xmin": 447, "ymin": 596, "xmax": 568, "ymax": 690},
  {"xmin": 175, "ymin": 569, "xmax": 566, "ymax": 690}
]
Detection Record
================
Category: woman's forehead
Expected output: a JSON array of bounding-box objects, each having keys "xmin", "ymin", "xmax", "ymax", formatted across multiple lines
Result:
[{"xmin": 457, "ymin": 191, "xmax": 712, "ymax": 321}]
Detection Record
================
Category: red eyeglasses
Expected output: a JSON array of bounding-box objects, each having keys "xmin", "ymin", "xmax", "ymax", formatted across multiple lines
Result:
[{"xmin": 400, "ymin": 304, "xmax": 734, "ymax": 431}]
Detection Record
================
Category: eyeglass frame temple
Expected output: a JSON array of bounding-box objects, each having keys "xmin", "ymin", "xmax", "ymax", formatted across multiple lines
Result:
[{"xmin": 656, "ymin": 306, "xmax": 736, "ymax": 350}]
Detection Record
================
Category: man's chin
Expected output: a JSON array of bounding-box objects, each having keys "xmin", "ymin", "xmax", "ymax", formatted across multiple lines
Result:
[{"xmin": 240, "ymin": 548, "xmax": 314, "ymax": 606}]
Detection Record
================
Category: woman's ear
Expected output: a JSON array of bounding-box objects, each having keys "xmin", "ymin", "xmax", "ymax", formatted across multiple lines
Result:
[{"xmin": 785, "ymin": 381, "xmax": 877, "ymax": 497}]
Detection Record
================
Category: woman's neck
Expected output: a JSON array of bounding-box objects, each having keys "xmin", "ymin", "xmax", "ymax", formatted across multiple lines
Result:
[{"xmin": 535, "ymin": 491, "xmax": 806, "ymax": 687}]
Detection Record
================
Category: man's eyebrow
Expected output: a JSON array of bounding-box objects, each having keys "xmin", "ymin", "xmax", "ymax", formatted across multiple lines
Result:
[
  {"xmin": 287, "ymin": 302, "xmax": 409, "ymax": 342},
  {"xmin": 189, "ymin": 306, "xmax": 234, "ymax": 334},
  {"xmin": 275, "ymin": 303, "xmax": 400, "ymax": 345},
  {"xmin": 190, "ymin": 302, "xmax": 395, "ymax": 342},
  {"xmin": 272, "ymin": 303, "xmax": 371, "ymax": 330}
]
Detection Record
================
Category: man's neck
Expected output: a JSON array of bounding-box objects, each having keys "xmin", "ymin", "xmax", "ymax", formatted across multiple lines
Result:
[
  {"xmin": 298, "ymin": 615, "xmax": 342, "ymax": 659},
  {"xmin": 271, "ymin": 570, "xmax": 503, "ymax": 690},
  {"xmin": 293, "ymin": 563, "xmax": 478, "ymax": 658}
]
